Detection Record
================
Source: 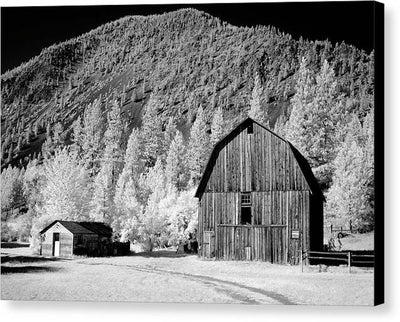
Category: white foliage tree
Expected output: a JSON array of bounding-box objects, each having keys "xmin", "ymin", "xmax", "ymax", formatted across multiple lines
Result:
[
  {"xmin": 187, "ymin": 105, "xmax": 210, "ymax": 184},
  {"xmin": 165, "ymin": 130, "xmax": 187, "ymax": 192},
  {"xmin": 248, "ymin": 73, "xmax": 269, "ymax": 126},
  {"xmin": 210, "ymin": 105, "xmax": 225, "ymax": 146},
  {"xmin": 32, "ymin": 148, "xmax": 90, "ymax": 243}
]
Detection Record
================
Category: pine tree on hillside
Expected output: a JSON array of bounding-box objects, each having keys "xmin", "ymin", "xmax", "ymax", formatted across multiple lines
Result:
[
  {"xmin": 248, "ymin": 73, "xmax": 269, "ymax": 127},
  {"xmin": 81, "ymin": 100, "xmax": 103, "ymax": 174},
  {"xmin": 187, "ymin": 105, "xmax": 210, "ymax": 184},
  {"xmin": 286, "ymin": 57, "xmax": 315, "ymax": 156},
  {"xmin": 165, "ymin": 130, "xmax": 187, "ymax": 192},
  {"xmin": 1, "ymin": 165, "xmax": 24, "ymax": 218},
  {"xmin": 103, "ymin": 100, "xmax": 123, "ymax": 179},
  {"xmin": 286, "ymin": 59, "xmax": 340, "ymax": 186},
  {"xmin": 142, "ymin": 94, "xmax": 164, "ymax": 167},
  {"xmin": 114, "ymin": 128, "xmax": 144, "ymax": 212},
  {"xmin": 71, "ymin": 116, "xmax": 83, "ymax": 155},
  {"xmin": 90, "ymin": 161, "xmax": 113, "ymax": 223},
  {"xmin": 309, "ymin": 60, "xmax": 339, "ymax": 166},
  {"xmin": 210, "ymin": 105, "xmax": 225, "ymax": 146},
  {"xmin": 90, "ymin": 101, "xmax": 123, "ymax": 224},
  {"xmin": 163, "ymin": 117, "xmax": 177, "ymax": 156}
]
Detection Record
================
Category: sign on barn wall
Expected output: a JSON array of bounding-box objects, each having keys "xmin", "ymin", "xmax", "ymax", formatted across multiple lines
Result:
[{"xmin": 291, "ymin": 230, "xmax": 300, "ymax": 239}]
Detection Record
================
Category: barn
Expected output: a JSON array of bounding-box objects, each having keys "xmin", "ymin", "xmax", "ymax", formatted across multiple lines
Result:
[
  {"xmin": 40, "ymin": 221, "xmax": 113, "ymax": 257},
  {"xmin": 195, "ymin": 117, "xmax": 324, "ymax": 264}
]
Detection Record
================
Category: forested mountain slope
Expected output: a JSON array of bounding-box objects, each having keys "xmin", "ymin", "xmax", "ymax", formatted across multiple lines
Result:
[{"xmin": 1, "ymin": 9, "xmax": 375, "ymax": 245}]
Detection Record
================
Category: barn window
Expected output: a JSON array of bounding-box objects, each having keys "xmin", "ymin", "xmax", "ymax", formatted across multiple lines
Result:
[
  {"xmin": 247, "ymin": 124, "xmax": 253, "ymax": 134},
  {"xmin": 240, "ymin": 193, "xmax": 252, "ymax": 225}
]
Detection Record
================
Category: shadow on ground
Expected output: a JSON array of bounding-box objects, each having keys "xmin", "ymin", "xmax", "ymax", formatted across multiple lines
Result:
[
  {"xmin": 132, "ymin": 250, "xmax": 192, "ymax": 258},
  {"xmin": 1, "ymin": 255, "xmax": 67, "ymax": 264},
  {"xmin": 1, "ymin": 265, "xmax": 61, "ymax": 274},
  {"xmin": 1, "ymin": 242, "xmax": 30, "ymax": 248}
]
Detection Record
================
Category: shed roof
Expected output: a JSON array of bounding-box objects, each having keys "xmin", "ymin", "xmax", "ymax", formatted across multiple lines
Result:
[
  {"xmin": 40, "ymin": 220, "xmax": 113, "ymax": 236},
  {"xmin": 194, "ymin": 117, "xmax": 325, "ymax": 200}
]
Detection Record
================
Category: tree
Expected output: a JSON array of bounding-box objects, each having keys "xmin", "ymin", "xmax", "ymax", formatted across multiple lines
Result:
[
  {"xmin": 81, "ymin": 100, "xmax": 103, "ymax": 174},
  {"xmin": 130, "ymin": 158, "xmax": 168, "ymax": 251},
  {"xmin": 165, "ymin": 130, "xmax": 187, "ymax": 192},
  {"xmin": 210, "ymin": 105, "xmax": 225, "ymax": 146},
  {"xmin": 1, "ymin": 165, "xmax": 24, "ymax": 219},
  {"xmin": 163, "ymin": 187, "xmax": 198, "ymax": 246},
  {"xmin": 90, "ymin": 101, "xmax": 123, "ymax": 223},
  {"xmin": 187, "ymin": 105, "xmax": 210, "ymax": 185},
  {"xmin": 90, "ymin": 161, "xmax": 114, "ymax": 223},
  {"xmin": 286, "ymin": 59, "xmax": 339, "ymax": 185},
  {"xmin": 113, "ymin": 128, "xmax": 145, "ymax": 234},
  {"xmin": 141, "ymin": 94, "xmax": 164, "ymax": 167},
  {"xmin": 102, "ymin": 100, "xmax": 123, "ymax": 182},
  {"xmin": 325, "ymin": 132, "xmax": 369, "ymax": 230},
  {"xmin": 248, "ymin": 73, "xmax": 269, "ymax": 126},
  {"xmin": 163, "ymin": 117, "xmax": 177, "ymax": 158},
  {"xmin": 32, "ymin": 148, "xmax": 91, "ymax": 243}
]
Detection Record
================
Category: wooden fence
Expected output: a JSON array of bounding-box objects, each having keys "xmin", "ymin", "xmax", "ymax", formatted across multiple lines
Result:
[
  {"xmin": 325, "ymin": 220, "xmax": 354, "ymax": 236},
  {"xmin": 301, "ymin": 250, "xmax": 374, "ymax": 273}
]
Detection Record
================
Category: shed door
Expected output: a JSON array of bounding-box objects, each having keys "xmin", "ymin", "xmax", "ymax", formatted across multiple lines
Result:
[{"xmin": 53, "ymin": 233, "xmax": 60, "ymax": 256}]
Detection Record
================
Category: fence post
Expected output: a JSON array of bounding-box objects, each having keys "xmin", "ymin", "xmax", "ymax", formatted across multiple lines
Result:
[
  {"xmin": 330, "ymin": 224, "xmax": 333, "ymax": 234},
  {"xmin": 300, "ymin": 249, "xmax": 303, "ymax": 272},
  {"xmin": 349, "ymin": 220, "xmax": 353, "ymax": 233},
  {"xmin": 348, "ymin": 252, "xmax": 351, "ymax": 273}
]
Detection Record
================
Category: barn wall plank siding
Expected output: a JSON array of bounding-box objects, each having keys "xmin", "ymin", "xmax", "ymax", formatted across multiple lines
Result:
[{"xmin": 195, "ymin": 118, "xmax": 324, "ymax": 264}]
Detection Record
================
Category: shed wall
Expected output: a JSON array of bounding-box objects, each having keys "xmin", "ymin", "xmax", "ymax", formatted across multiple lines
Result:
[{"xmin": 41, "ymin": 223, "xmax": 73, "ymax": 257}]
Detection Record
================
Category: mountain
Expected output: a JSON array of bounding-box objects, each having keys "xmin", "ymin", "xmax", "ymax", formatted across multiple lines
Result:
[{"xmin": 1, "ymin": 8, "xmax": 373, "ymax": 169}]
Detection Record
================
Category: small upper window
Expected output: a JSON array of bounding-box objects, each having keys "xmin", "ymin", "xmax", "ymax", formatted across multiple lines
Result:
[
  {"xmin": 241, "ymin": 193, "xmax": 251, "ymax": 205},
  {"xmin": 247, "ymin": 124, "xmax": 253, "ymax": 134}
]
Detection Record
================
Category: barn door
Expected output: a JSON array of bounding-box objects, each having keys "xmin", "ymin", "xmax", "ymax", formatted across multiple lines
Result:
[
  {"xmin": 202, "ymin": 231, "xmax": 215, "ymax": 258},
  {"xmin": 269, "ymin": 226, "xmax": 287, "ymax": 264},
  {"xmin": 53, "ymin": 233, "xmax": 60, "ymax": 256}
]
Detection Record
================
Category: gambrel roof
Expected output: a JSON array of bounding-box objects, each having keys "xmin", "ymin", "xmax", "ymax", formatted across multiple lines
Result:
[{"xmin": 194, "ymin": 117, "xmax": 324, "ymax": 200}]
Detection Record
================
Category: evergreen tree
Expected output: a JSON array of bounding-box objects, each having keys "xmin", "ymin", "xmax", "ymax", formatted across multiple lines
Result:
[
  {"xmin": 81, "ymin": 100, "xmax": 103, "ymax": 174},
  {"xmin": 286, "ymin": 59, "xmax": 339, "ymax": 185},
  {"xmin": 187, "ymin": 105, "xmax": 209, "ymax": 184},
  {"xmin": 165, "ymin": 130, "xmax": 187, "ymax": 192},
  {"xmin": 163, "ymin": 117, "xmax": 177, "ymax": 157},
  {"xmin": 141, "ymin": 94, "xmax": 164, "ymax": 167},
  {"xmin": 114, "ymin": 128, "xmax": 144, "ymax": 214},
  {"xmin": 210, "ymin": 105, "xmax": 225, "ymax": 146},
  {"xmin": 90, "ymin": 161, "xmax": 113, "ymax": 223},
  {"xmin": 90, "ymin": 100, "xmax": 123, "ymax": 223},
  {"xmin": 248, "ymin": 73, "xmax": 269, "ymax": 126},
  {"xmin": 1, "ymin": 165, "xmax": 24, "ymax": 219}
]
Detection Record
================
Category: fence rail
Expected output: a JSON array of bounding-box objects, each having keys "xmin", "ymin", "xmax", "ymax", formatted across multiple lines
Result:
[{"xmin": 301, "ymin": 250, "xmax": 374, "ymax": 273}]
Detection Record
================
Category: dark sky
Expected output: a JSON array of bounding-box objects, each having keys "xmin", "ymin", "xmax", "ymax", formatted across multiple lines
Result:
[{"xmin": 1, "ymin": 1, "xmax": 376, "ymax": 73}]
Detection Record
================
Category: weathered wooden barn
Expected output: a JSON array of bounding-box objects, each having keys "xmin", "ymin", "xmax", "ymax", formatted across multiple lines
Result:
[
  {"xmin": 40, "ymin": 221, "xmax": 113, "ymax": 257},
  {"xmin": 195, "ymin": 118, "xmax": 324, "ymax": 264}
]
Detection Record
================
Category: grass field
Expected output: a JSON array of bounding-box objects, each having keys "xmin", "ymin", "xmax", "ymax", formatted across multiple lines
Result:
[
  {"xmin": 1, "ymin": 244, "xmax": 374, "ymax": 305},
  {"xmin": 324, "ymin": 231, "xmax": 374, "ymax": 251}
]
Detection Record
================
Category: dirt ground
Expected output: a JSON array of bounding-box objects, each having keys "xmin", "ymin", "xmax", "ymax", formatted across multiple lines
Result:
[{"xmin": 1, "ymin": 245, "xmax": 374, "ymax": 305}]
